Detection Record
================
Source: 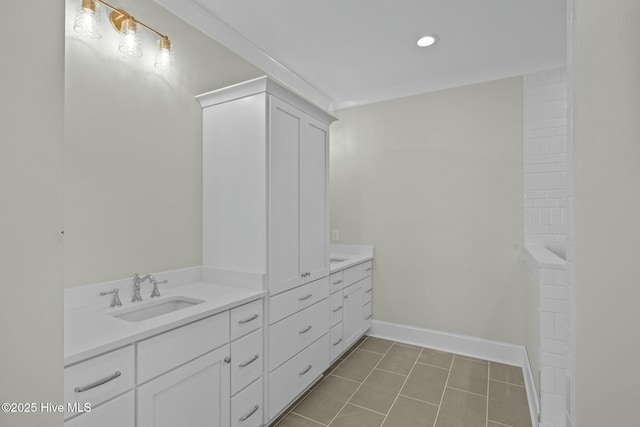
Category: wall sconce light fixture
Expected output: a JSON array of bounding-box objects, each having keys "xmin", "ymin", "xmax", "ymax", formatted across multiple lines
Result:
[{"xmin": 73, "ymin": 0, "xmax": 174, "ymax": 72}]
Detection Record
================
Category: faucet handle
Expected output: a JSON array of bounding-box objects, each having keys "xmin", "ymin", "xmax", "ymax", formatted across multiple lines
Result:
[
  {"xmin": 150, "ymin": 277, "xmax": 168, "ymax": 298},
  {"xmin": 100, "ymin": 289, "xmax": 122, "ymax": 308}
]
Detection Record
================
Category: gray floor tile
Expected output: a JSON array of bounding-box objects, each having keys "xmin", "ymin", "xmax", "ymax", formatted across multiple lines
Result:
[
  {"xmin": 330, "ymin": 404, "xmax": 385, "ymax": 427},
  {"xmin": 382, "ymin": 396, "xmax": 438, "ymax": 427},
  {"xmin": 292, "ymin": 375, "xmax": 360, "ymax": 424},
  {"xmin": 333, "ymin": 349, "xmax": 383, "ymax": 382},
  {"xmin": 400, "ymin": 362, "xmax": 448, "ymax": 405},
  {"xmin": 418, "ymin": 347, "xmax": 454, "ymax": 369},
  {"xmin": 447, "ymin": 357, "xmax": 489, "ymax": 396},
  {"xmin": 434, "ymin": 388, "xmax": 487, "ymax": 427},
  {"xmin": 377, "ymin": 344, "xmax": 421, "ymax": 375},
  {"xmin": 358, "ymin": 337, "xmax": 394, "ymax": 354},
  {"xmin": 277, "ymin": 413, "xmax": 324, "ymax": 427},
  {"xmin": 488, "ymin": 380, "xmax": 532, "ymax": 427},
  {"xmin": 488, "ymin": 422, "xmax": 511, "ymax": 427},
  {"xmin": 490, "ymin": 362, "xmax": 525, "ymax": 386},
  {"xmin": 455, "ymin": 354, "xmax": 489, "ymax": 364},
  {"xmin": 350, "ymin": 369, "xmax": 406, "ymax": 414}
]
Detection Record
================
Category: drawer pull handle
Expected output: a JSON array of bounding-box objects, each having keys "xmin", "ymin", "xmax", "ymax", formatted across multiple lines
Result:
[
  {"xmin": 239, "ymin": 354, "xmax": 260, "ymax": 368},
  {"xmin": 238, "ymin": 314, "xmax": 259, "ymax": 324},
  {"xmin": 299, "ymin": 364, "xmax": 312, "ymax": 376},
  {"xmin": 239, "ymin": 404, "xmax": 260, "ymax": 422},
  {"xmin": 74, "ymin": 371, "xmax": 121, "ymax": 393},
  {"xmin": 332, "ymin": 305, "xmax": 342, "ymax": 312},
  {"xmin": 333, "ymin": 338, "xmax": 343, "ymax": 346},
  {"xmin": 299, "ymin": 325, "xmax": 312, "ymax": 334},
  {"xmin": 299, "ymin": 293, "xmax": 313, "ymax": 301},
  {"xmin": 365, "ymin": 267, "xmax": 373, "ymax": 272},
  {"xmin": 365, "ymin": 315, "xmax": 372, "ymax": 320},
  {"xmin": 332, "ymin": 280, "xmax": 343, "ymax": 285},
  {"xmin": 365, "ymin": 289, "xmax": 372, "ymax": 294}
]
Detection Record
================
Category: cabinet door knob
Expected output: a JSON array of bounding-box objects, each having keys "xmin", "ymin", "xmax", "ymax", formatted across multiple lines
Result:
[{"xmin": 224, "ymin": 357, "xmax": 231, "ymax": 364}]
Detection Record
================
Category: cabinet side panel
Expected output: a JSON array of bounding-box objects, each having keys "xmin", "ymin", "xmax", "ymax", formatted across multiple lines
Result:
[
  {"xmin": 203, "ymin": 94, "xmax": 267, "ymax": 273},
  {"xmin": 268, "ymin": 97, "xmax": 301, "ymax": 293}
]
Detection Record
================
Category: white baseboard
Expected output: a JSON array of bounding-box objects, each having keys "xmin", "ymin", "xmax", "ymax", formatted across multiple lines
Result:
[{"xmin": 368, "ymin": 320, "xmax": 539, "ymax": 427}]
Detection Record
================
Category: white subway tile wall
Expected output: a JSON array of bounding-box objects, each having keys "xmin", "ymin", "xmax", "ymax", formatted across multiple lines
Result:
[
  {"xmin": 524, "ymin": 68, "xmax": 573, "ymax": 427},
  {"xmin": 524, "ymin": 68, "xmax": 569, "ymax": 245}
]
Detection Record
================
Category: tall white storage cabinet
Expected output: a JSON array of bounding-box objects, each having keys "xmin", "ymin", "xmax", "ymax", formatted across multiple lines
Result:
[{"xmin": 197, "ymin": 77, "xmax": 337, "ymax": 424}]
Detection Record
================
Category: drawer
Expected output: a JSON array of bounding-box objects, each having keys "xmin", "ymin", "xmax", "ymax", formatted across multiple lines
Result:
[
  {"xmin": 231, "ymin": 329, "xmax": 263, "ymax": 395},
  {"xmin": 343, "ymin": 264, "xmax": 363, "ymax": 287},
  {"xmin": 329, "ymin": 271, "xmax": 344, "ymax": 293},
  {"xmin": 65, "ymin": 391, "xmax": 134, "ymax": 427},
  {"xmin": 64, "ymin": 345, "xmax": 134, "ymax": 420},
  {"xmin": 362, "ymin": 260, "xmax": 373, "ymax": 277},
  {"xmin": 269, "ymin": 276, "xmax": 329, "ymax": 324},
  {"xmin": 330, "ymin": 291, "xmax": 343, "ymax": 327},
  {"xmin": 137, "ymin": 311, "xmax": 230, "ymax": 384},
  {"xmin": 363, "ymin": 276, "xmax": 373, "ymax": 305},
  {"xmin": 232, "ymin": 378, "xmax": 263, "ymax": 427},
  {"xmin": 231, "ymin": 299, "xmax": 263, "ymax": 341},
  {"xmin": 330, "ymin": 323, "xmax": 343, "ymax": 362},
  {"xmin": 268, "ymin": 334, "xmax": 329, "ymax": 420},
  {"xmin": 363, "ymin": 302, "xmax": 372, "ymax": 331},
  {"xmin": 269, "ymin": 299, "xmax": 330, "ymax": 371}
]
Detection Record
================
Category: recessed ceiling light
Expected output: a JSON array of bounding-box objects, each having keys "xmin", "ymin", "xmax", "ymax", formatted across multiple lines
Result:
[{"xmin": 417, "ymin": 35, "xmax": 438, "ymax": 48}]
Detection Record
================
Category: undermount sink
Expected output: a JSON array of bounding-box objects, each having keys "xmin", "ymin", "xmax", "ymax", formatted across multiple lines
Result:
[
  {"xmin": 330, "ymin": 257, "xmax": 348, "ymax": 264},
  {"xmin": 109, "ymin": 296, "xmax": 204, "ymax": 322}
]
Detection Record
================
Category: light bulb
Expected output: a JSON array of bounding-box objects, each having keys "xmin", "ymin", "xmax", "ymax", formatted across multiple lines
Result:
[
  {"xmin": 417, "ymin": 35, "xmax": 438, "ymax": 48},
  {"xmin": 73, "ymin": 0, "xmax": 102, "ymax": 39},
  {"xmin": 118, "ymin": 18, "xmax": 142, "ymax": 57},
  {"xmin": 154, "ymin": 37, "xmax": 175, "ymax": 72}
]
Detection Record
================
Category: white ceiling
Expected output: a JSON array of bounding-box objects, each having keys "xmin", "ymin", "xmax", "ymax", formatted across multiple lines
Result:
[{"xmin": 155, "ymin": 0, "xmax": 566, "ymax": 110}]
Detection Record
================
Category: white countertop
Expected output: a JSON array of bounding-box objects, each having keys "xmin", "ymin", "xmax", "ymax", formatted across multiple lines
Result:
[
  {"xmin": 329, "ymin": 244, "xmax": 374, "ymax": 273},
  {"xmin": 65, "ymin": 282, "xmax": 265, "ymax": 366}
]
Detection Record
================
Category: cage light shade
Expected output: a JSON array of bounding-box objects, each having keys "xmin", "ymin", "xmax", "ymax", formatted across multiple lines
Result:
[
  {"xmin": 118, "ymin": 18, "xmax": 142, "ymax": 57},
  {"xmin": 154, "ymin": 38, "xmax": 175, "ymax": 71},
  {"xmin": 73, "ymin": 0, "xmax": 102, "ymax": 39}
]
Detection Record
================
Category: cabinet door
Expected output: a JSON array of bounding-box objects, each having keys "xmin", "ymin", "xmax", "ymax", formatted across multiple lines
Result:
[
  {"xmin": 269, "ymin": 96, "xmax": 303, "ymax": 294},
  {"xmin": 342, "ymin": 282, "xmax": 364, "ymax": 349},
  {"xmin": 138, "ymin": 345, "xmax": 230, "ymax": 427},
  {"xmin": 299, "ymin": 115, "xmax": 329, "ymax": 283}
]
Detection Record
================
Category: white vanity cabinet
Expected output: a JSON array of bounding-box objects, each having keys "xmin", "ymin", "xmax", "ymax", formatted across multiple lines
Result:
[
  {"xmin": 64, "ymin": 298, "xmax": 264, "ymax": 427},
  {"xmin": 329, "ymin": 259, "xmax": 374, "ymax": 363},
  {"xmin": 197, "ymin": 77, "xmax": 337, "ymax": 423},
  {"xmin": 197, "ymin": 76, "xmax": 336, "ymax": 297}
]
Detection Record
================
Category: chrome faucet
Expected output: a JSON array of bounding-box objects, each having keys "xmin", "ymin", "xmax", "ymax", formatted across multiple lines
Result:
[
  {"xmin": 149, "ymin": 275, "xmax": 168, "ymax": 298},
  {"xmin": 132, "ymin": 273, "xmax": 153, "ymax": 303}
]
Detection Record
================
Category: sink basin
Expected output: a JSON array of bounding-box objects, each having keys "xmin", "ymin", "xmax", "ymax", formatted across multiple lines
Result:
[
  {"xmin": 330, "ymin": 257, "xmax": 348, "ymax": 264},
  {"xmin": 109, "ymin": 296, "xmax": 204, "ymax": 322}
]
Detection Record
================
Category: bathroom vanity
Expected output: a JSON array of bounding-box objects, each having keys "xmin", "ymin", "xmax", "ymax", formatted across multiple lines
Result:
[{"xmin": 64, "ymin": 77, "xmax": 374, "ymax": 427}]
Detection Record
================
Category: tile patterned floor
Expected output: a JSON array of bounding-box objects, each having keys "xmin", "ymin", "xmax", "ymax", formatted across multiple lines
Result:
[{"xmin": 269, "ymin": 336, "xmax": 532, "ymax": 427}]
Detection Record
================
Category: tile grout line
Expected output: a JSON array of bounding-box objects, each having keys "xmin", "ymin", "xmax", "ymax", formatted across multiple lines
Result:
[
  {"xmin": 432, "ymin": 353, "xmax": 456, "ymax": 427},
  {"xmin": 488, "ymin": 378, "xmax": 526, "ymax": 388},
  {"xmin": 375, "ymin": 367, "xmax": 408, "ymax": 377},
  {"xmin": 446, "ymin": 385, "xmax": 488, "ymax": 399},
  {"xmin": 347, "ymin": 402, "xmax": 387, "ymax": 417},
  {"xmin": 397, "ymin": 393, "xmax": 439, "ymax": 408},
  {"xmin": 324, "ymin": 338, "xmax": 396, "ymax": 427},
  {"xmin": 379, "ymin": 344, "xmax": 424, "ymax": 427},
  {"xmin": 486, "ymin": 360, "xmax": 490, "ymax": 427},
  {"xmin": 414, "ymin": 360, "xmax": 453, "ymax": 371}
]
